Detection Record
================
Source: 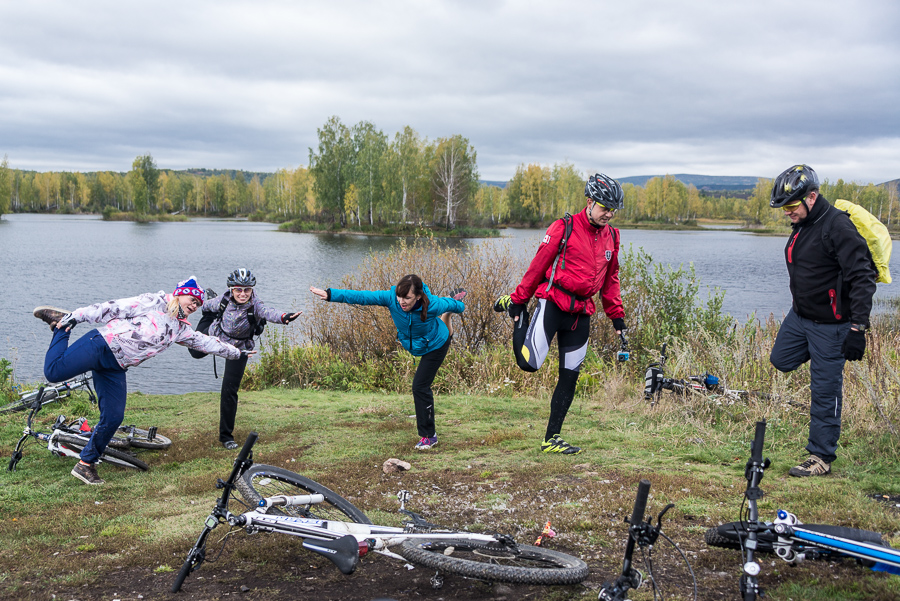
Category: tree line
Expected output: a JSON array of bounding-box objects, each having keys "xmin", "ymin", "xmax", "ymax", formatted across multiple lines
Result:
[{"xmin": 2, "ymin": 122, "xmax": 898, "ymax": 229}]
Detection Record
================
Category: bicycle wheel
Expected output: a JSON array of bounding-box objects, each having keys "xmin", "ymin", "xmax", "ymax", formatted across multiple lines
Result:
[
  {"xmin": 55, "ymin": 434, "xmax": 149, "ymax": 471},
  {"xmin": 397, "ymin": 538, "xmax": 589, "ymax": 585},
  {"xmin": 0, "ymin": 389, "xmax": 59, "ymax": 414},
  {"xmin": 706, "ymin": 522, "xmax": 886, "ymax": 555},
  {"xmin": 236, "ymin": 464, "xmax": 371, "ymax": 524},
  {"xmin": 116, "ymin": 425, "xmax": 172, "ymax": 450}
]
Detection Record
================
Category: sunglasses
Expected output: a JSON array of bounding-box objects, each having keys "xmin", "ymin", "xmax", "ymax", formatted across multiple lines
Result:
[
  {"xmin": 782, "ymin": 201, "xmax": 802, "ymax": 211},
  {"xmin": 231, "ymin": 287, "xmax": 253, "ymax": 294}
]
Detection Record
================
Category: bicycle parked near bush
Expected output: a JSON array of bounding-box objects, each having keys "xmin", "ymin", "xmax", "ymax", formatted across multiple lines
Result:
[
  {"xmin": 643, "ymin": 343, "xmax": 764, "ymax": 407},
  {"xmin": 7, "ymin": 386, "xmax": 169, "ymax": 472},
  {"xmin": 171, "ymin": 433, "xmax": 589, "ymax": 593},
  {"xmin": 705, "ymin": 420, "xmax": 900, "ymax": 599},
  {"xmin": 0, "ymin": 374, "xmax": 96, "ymax": 415}
]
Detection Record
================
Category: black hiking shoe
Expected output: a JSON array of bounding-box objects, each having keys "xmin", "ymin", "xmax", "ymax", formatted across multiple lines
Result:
[
  {"xmin": 222, "ymin": 440, "xmax": 238, "ymax": 450},
  {"xmin": 33, "ymin": 306, "xmax": 71, "ymax": 330},
  {"xmin": 71, "ymin": 462, "xmax": 104, "ymax": 485}
]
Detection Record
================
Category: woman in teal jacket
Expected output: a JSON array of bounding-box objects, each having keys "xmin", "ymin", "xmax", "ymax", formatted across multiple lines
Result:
[{"xmin": 310, "ymin": 274, "xmax": 465, "ymax": 450}]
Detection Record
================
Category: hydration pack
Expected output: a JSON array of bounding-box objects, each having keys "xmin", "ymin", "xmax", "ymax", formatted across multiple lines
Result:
[{"xmin": 825, "ymin": 199, "xmax": 892, "ymax": 284}]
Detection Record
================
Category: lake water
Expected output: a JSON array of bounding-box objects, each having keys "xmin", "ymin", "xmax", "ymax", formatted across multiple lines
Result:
[{"xmin": 2, "ymin": 214, "xmax": 897, "ymax": 394}]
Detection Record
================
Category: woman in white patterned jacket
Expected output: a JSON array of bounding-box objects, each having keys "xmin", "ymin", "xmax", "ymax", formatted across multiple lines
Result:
[{"xmin": 32, "ymin": 276, "xmax": 254, "ymax": 486}]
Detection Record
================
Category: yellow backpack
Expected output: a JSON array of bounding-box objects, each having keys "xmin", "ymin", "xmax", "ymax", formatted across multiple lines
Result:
[{"xmin": 831, "ymin": 199, "xmax": 893, "ymax": 284}]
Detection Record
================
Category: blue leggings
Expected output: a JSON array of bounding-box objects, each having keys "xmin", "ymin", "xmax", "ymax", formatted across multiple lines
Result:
[{"xmin": 44, "ymin": 328, "xmax": 127, "ymax": 464}]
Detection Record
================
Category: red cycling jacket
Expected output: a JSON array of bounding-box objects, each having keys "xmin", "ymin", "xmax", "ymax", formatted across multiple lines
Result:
[{"xmin": 511, "ymin": 208, "xmax": 624, "ymax": 318}]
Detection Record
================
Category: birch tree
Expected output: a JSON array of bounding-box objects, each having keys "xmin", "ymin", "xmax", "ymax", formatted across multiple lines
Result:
[{"xmin": 432, "ymin": 135, "xmax": 477, "ymax": 229}]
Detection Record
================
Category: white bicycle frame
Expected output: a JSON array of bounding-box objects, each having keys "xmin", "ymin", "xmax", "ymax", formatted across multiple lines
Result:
[{"xmin": 233, "ymin": 494, "xmax": 501, "ymax": 562}]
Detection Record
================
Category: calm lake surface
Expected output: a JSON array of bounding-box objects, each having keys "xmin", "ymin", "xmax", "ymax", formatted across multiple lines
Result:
[{"xmin": 2, "ymin": 214, "xmax": 897, "ymax": 394}]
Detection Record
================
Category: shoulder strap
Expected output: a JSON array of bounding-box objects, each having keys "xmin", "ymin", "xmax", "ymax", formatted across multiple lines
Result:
[
  {"xmin": 216, "ymin": 297, "xmax": 229, "ymax": 320},
  {"xmin": 246, "ymin": 302, "xmax": 259, "ymax": 331},
  {"xmin": 545, "ymin": 213, "xmax": 573, "ymax": 293},
  {"xmin": 820, "ymin": 206, "xmax": 847, "ymax": 258}
]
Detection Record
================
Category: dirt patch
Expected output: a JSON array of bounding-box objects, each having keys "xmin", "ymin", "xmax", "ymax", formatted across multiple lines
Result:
[{"xmin": 869, "ymin": 492, "xmax": 900, "ymax": 514}]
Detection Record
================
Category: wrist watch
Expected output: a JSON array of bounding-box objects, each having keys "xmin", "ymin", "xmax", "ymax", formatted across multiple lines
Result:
[{"xmin": 851, "ymin": 323, "xmax": 867, "ymax": 332}]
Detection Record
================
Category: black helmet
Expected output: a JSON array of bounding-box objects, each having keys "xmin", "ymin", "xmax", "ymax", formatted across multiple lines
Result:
[
  {"xmin": 227, "ymin": 268, "xmax": 256, "ymax": 288},
  {"xmin": 770, "ymin": 165, "xmax": 819, "ymax": 208},
  {"xmin": 584, "ymin": 173, "xmax": 624, "ymax": 210}
]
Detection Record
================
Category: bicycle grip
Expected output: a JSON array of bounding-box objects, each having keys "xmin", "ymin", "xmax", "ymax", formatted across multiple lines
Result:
[
  {"xmin": 751, "ymin": 421, "xmax": 766, "ymax": 463},
  {"xmin": 236, "ymin": 431, "xmax": 258, "ymax": 463},
  {"xmin": 629, "ymin": 479, "xmax": 651, "ymax": 526}
]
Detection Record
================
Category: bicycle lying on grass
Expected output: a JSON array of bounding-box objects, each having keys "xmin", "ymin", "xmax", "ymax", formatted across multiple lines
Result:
[
  {"xmin": 171, "ymin": 433, "xmax": 589, "ymax": 593},
  {"xmin": 598, "ymin": 479, "xmax": 696, "ymax": 601},
  {"xmin": 7, "ymin": 385, "xmax": 170, "ymax": 472},
  {"xmin": 705, "ymin": 420, "xmax": 900, "ymax": 599},
  {"xmin": 643, "ymin": 343, "xmax": 765, "ymax": 407},
  {"xmin": 1, "ymin": 374, "xmax": 95, "ymax": 415}
]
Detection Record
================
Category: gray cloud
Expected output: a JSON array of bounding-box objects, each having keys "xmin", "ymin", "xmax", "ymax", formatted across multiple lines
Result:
[{"xmin": 2, "ymin": 0, "xmax": 898, "ymax": 183}]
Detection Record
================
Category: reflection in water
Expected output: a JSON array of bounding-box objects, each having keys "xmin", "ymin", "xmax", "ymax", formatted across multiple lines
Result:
[{"xmin": 2, "ymin": 214, "xmax": 896, "ymax": 393}]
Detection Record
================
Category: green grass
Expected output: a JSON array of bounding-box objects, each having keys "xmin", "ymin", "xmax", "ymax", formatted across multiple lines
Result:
[{"xmin": 0, "ymin": 385, "xmax": 898, "ymax": 599}]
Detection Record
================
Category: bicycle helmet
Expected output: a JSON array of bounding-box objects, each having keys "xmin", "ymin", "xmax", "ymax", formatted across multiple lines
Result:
[
  {"xmin": 770, "ymin": 164, "xmax": 819, "ymax": 208},
  {"xmin": 584, "ymin": 173, "xmax": 624, "ymax": 211},
  {"xmin": 227, "ymin": 268, "xmax": 256, "ymax": 288}
]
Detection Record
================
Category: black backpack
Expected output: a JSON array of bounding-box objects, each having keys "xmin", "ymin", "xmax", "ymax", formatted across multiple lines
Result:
[{"xmin": 189, "ymin": 294, "xmax": 266, "ymax": 359}]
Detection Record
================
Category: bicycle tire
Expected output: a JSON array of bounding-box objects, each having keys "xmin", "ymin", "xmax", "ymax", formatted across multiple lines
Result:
[
  {"xmin": 172, "ymin": 557, "xmax": 194, "ymax": 592},
  {"xmin": 706, "ymin": 522, "xmax": 886, "ymax": 555},
  {"xmin": 0, "ymin": 389, "xmax": 60, "ymax": 414},
  {"xmin": 55, "ymin": 433, "xmax": 150, "ymax": 471},
  {"xmin": 397, "ymin": 538, "xmax": 589, "ymax": 585},
  {"xmin": 236, "ymin": 464, "xmax": 371, "ymax": 524},
  {"xmin": 116, "ymin": 425, "xmax": 172, "ymax": 450}
]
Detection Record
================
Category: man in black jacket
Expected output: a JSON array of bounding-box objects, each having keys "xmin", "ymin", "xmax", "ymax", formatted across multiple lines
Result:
[{"xmin": 769, "ymin": 165, "xmax": 877, "ymax": 477}]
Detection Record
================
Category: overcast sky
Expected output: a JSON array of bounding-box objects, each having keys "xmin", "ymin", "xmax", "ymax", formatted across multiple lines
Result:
[{"xmin": 2, "ymin": 0, "xmax": 898, "ymax": 183}]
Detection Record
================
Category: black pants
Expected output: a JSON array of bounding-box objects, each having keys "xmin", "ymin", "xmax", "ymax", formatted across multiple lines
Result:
[
  {"xmin": 770, "ymin": 309, "xmax": 849, "ymax": 464},
  {"xmin": 219, "ymin": 354, "xmax": 249, "ymax": 443},
  {"xmin": 411, "ymin": 336, "xmax": 452, "ymax": 438}
]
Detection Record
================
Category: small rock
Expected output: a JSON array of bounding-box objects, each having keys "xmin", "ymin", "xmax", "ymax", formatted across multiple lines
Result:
[
  {"xmin": 383, "ymin": 458, "xmax": 411, "ymax": 474},
  {"xmin": 240, "ymin": 585, "xmax": 251, "ymax": 593}
]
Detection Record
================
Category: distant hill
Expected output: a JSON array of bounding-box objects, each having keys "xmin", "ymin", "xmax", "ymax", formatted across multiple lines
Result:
[
  {"xmin": 480, "ymin": 174, "xmax": 762, "ymax": 191},
  {"xmin": 881, "ymin": 178, "xmax": 899, "ymax": 192},
  {"xmin": 179, "ymin": 167, "xmax": 274, "ymax": 182},
  {"xmin": 480, "ymin": 180, "xmax": 508, "ymax": 189},
  {"xmin": 617, "ymin": 174, "xmax": 762, "ymax": 191}
]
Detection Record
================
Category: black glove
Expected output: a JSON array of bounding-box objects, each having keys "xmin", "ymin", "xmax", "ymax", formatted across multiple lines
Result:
[
  {"xmin": 282, "ymin": 312, "xmax": 300, "ymax": 324},
  {"xmin": 205, "ymin": 287, "xmax": 218, "ymax": 300},
  {"xmin": 842, "ymin": 328, "xmax": 866, "ymax": 361},
  {"xmin": 57, "ymin": 313, "xmax": 77, "ymax": 331},
  {"xmin": 240, "ymin": 350, "xmax": 253, "ymax": 360},
  {"xmin": 611, "ymin": 317, "xmax": 626, "ymax": 332}
]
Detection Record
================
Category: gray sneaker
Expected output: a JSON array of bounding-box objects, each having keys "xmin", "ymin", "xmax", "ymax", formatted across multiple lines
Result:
[
  {"xmin": 789, "ymin": 454, "xmax": 831, "ymax": 477},
  {"xmin": 33, "ymin": 306, "xmax": 70, "ymax": 329},
  {"xmin": 71, "ymin": 462, "xmax": 105, "ymax": 485}
]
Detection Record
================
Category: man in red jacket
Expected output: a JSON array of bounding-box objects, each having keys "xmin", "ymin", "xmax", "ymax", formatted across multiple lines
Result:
[{"xmin": 496, "ymin": 173, "xmax": 626, "ymax": 455}]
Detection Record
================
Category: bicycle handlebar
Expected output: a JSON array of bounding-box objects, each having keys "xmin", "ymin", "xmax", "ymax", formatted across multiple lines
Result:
[
  {"xmin": 751, "ymin": 421, "xmax": 766, "ymax": 465},
  {"xmin": 630, "ymin": 479, "xmax": 651, "ymax": 526}
]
